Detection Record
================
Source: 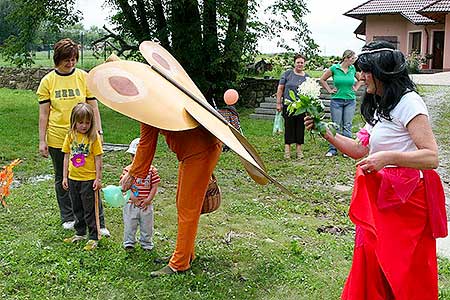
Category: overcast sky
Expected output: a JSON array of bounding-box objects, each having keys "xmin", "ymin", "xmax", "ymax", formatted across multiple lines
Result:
[{"xmin": 75, "ymin": 0, "xmax": 366, "ymax": 56}]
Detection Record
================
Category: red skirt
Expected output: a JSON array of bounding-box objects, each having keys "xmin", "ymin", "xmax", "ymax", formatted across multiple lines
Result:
[{"xmin": 342, "ymin": 167, "xmax": 438, "ymax": 300}]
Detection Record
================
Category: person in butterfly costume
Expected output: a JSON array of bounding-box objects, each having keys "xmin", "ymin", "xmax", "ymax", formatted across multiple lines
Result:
[{"xmin": 90, "ymin": 44, "xmax": 290, "ymax": 277}]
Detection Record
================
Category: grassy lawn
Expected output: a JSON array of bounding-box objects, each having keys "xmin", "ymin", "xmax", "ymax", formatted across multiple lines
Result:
[{"xmin": 1, "ymin": 86, "xmax": 450, "ymax": 299}]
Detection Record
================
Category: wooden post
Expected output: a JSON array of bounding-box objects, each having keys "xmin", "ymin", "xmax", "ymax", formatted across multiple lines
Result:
[{"xmin": 95, "ymin": 190, "xmax": 101, "ymax": 240}]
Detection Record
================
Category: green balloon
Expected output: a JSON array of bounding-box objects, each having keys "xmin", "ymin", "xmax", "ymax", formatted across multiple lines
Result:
[{"xmin": 101, "ymin": 185, "xmax": 131, "ymax": 207}]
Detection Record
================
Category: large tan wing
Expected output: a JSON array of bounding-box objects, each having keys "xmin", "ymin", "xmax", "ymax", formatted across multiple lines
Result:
[
  {"xmin": 87, "ymin": 60, "xmax": 198, "ymax": 131},
  {"xmin": 140, "ymin": 42, "xmax": 270, "ymax": 179},
  {"xmin": 140, "ymin": 41, "xmax": 207, "ymax": 103}
]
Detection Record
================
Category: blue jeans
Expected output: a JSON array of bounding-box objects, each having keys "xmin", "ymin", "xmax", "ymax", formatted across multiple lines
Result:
[{"xmin": 328, "ymin": 99, "xmax": 356, "ymax": 154}]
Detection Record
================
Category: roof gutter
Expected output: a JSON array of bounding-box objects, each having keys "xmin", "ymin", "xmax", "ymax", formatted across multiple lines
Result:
[{"xmin": 355, "ymin": 34, "xmax": 366, "ymax": 42}]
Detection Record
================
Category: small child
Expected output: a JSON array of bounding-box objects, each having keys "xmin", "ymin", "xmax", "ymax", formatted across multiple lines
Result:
[
  {"xmin": 121, "ymin": 138, "xmax": 160, "ymax": 251},
  {"xmin": 62, "ymin": 103, "xmax": 104, "ymax": 251}
]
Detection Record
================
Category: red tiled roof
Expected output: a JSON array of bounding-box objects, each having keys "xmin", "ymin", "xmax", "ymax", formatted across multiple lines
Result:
[
  {"xmin": 420, "ymin": 0, "xmax": 450, "ymax": 12},
  {"xmin": 344, "ymin": 0, "xmax": 437, "ymax": 24}
]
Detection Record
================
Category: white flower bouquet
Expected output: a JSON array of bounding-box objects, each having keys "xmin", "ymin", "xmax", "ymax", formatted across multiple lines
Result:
[{"xmin": 285, "ymin": 77, "xmax": 336, "ymax": 136}]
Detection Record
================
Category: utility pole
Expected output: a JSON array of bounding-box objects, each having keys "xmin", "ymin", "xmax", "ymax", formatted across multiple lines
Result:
[{"xmin": 80, "ymin": 31, "xmax": 84, "ymax": 67}]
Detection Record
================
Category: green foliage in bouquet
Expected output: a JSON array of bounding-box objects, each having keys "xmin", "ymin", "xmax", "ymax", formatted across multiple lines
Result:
[{"xmin": 285, "ymin": 77, "xmax": 337, "ymax": 136}]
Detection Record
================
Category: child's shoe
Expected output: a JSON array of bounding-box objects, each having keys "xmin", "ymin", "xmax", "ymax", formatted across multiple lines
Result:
[
  {"xmin": 62, "ymin": 221, "xmax": 75, "ymax": 230},
  {"xmin": 100, "ymin": 227, "xmax": 111, "ymax": 237},
  {"xmin": 63, "ymin": 235, "xmax": 86, "ymax": 243},
  {"xmin": 124, "ymin": 245, "xmax": 134, "ymax": 252},
  {"xmin": 83, "ymin": 240, "xmax": 98, "ymax": 251}
]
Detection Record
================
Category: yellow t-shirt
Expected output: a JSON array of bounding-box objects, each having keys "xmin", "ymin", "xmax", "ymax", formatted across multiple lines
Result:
[
  {"xmin": 37, "ymin": 68, "xmax": 95, "ymax": 148},
  {"xmin": 62, "ymin": 132, "xmax": 103, "ymax": 181}
]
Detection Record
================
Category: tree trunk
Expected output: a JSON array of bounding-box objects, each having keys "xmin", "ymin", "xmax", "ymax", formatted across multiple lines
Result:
[
  {"xmin": 202, "ymin": 0, "xmax": 219, "ymax": 100},
  {"xmin": 222, "ymin": 0, "xmax": 248, "ymax": 84},
  {"xmin": 135, "ymin": 0, "xmax": 152, "ymax": 41},
  {"xmin": 151, "ymin": 0, "xmax": 170, "ymax": 49},
  {"xmin": 115, "ymin": 0, "xmax": 145, "ymax": 41},
  {"xmin": 170, "ymin": 0, "xmax": 204, "ymax": 92}
]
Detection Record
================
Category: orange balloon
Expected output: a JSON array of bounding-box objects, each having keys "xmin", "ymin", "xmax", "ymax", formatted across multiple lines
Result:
[{"xmin": 224, "ymin": 89, "xmax": 239, "ymax": 105}]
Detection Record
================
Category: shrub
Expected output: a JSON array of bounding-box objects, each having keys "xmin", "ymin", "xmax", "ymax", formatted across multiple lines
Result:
[{"xmin": 406, "ymin": 51, "xmax": 425, "ymax": 74}]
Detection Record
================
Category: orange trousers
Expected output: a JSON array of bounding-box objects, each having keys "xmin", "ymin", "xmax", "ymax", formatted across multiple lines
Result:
[{"xmin": 169, "ymin": 143, "xmax": 222, "ymax": 271}]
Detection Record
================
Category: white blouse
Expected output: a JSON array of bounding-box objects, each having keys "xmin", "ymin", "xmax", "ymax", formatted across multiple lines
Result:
[{"xmin": 365, "ymin": 91, "xmax": 429, "ymax": 155}]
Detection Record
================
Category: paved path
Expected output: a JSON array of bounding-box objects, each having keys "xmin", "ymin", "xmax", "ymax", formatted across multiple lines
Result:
[
  {"xmin": 419, "ymin": 84, "xmax": 450, "ymax": 258},
  {"xmin": 410, "ymin": 71, "xmax": 450, "ymax": 86}
]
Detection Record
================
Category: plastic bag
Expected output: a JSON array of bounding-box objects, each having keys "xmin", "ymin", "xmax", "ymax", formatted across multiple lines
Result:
[{"xmin": 272, "ymin": 111, "xmax": 284, "ymax": 135}]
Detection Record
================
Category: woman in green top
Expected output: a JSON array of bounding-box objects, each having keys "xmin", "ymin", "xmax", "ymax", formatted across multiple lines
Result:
[{"xmin": 319, "ymin": 50, "xmax": 363, "ymax": 157}]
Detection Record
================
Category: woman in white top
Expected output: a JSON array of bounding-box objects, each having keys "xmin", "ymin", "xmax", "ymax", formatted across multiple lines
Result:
[{"xmin": 306, "ymin": 41, "xmax": 446, "ymax": 300}]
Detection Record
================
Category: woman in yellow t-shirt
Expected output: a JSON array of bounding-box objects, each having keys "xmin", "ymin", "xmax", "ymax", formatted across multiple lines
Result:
[{"xmin": 37, "ymin": 38, "xmax": 108, "ymax": 234}]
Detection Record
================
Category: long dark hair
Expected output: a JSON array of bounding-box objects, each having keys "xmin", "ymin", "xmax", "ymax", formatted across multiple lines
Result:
[{"xmin": 357, "ymin": 41, "xmax": 416, "ymax": 125}]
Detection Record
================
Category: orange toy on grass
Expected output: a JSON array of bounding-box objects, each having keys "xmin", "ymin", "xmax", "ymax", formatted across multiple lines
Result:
[{"xmin": 0, "ymin": 159, "xmax": 22, "ymax": 208}]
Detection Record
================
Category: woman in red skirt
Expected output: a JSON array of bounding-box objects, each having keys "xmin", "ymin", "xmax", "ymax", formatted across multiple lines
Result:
[{"xmin": 306, "ymin": 40, "xmax": 447, "ymax": 300}]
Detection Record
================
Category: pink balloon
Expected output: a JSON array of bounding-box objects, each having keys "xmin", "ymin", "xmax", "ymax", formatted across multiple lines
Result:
[{"xmin": 224, "ymin": 89, "xmax": 239, "ymax": 105}]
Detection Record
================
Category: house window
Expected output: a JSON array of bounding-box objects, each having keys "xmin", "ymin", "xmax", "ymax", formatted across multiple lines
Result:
[
  {"xmin": 409, "ymin": 32, "xmax": 422, "ymax": 53},
  {"xmin": 373, "ymin": 36, "xmax": 399, "ymax": 49}
]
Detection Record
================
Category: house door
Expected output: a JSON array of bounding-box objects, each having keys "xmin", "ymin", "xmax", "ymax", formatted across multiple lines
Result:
[{"xmin": 432, "ymin": 31, "xmax": 444, "ymax": 69}]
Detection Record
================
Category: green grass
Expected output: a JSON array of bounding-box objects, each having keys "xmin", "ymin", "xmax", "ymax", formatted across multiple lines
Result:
[{"xmin": 1, "ymin": 86, "xmax": 450, "ymax": 299}]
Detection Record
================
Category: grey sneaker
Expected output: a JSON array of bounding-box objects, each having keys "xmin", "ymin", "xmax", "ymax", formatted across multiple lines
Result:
[{"xmin": 62, "ymin": 221, "xmax": 75, "ymax": 230}]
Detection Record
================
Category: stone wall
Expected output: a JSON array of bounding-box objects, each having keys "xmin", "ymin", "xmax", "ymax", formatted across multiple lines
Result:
[
  {"xmin": 0, "ymin": 67, "xmax": 53, "ymax": 91},
  {"xmin": 238, "ymin": 77, "xmax": 278, "ymax": 108},
  {"xmin": 0, "ymin": 67, "xmax": 277, "ymax": 108}
]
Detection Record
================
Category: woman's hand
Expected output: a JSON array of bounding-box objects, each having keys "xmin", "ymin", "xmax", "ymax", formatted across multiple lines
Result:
[
  {"xmin": 39, "ymin": 141, "xmax": 49, "ymax": 158},
  {"xmin": 356, "ymin": 151, "xmax": 389, "ymax": 174},
  {"xmin": 120, "ymin": 173, "xmax": 135, "ymax": 192},
  {"xmin": 276, "ymin": 101, "xmax": 282, "ymax": 112},
  {"xmin": 304, "ymin": 115, "xmax": 314, "ymax": 131},
  {"xmin": 304, "ymin": 115, "xmax": 333, "ymax": 140},
  {"xmin": 329, "ymin": 87, "xmax": 337, "ymax": 94}
]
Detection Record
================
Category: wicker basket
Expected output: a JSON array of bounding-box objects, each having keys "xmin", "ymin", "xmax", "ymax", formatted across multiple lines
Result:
[{"xmin": 201, "ymin": 173, "xmax": 221, "ymax": 214}]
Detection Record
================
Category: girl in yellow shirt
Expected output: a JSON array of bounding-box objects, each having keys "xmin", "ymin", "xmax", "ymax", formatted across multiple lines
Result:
[{"xmin": 62, "ymin": 103, "xmax": 103, "ymax": 251}]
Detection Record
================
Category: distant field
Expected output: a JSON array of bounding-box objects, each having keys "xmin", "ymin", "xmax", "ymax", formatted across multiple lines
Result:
[{"xmin": 0, "ymin": 50, "xmax": 106, "ymax": 70}]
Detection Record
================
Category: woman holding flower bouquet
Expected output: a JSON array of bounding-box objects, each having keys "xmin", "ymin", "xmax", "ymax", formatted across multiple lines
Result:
[
  {"xmin": 306, "ymin": 41, "xmax": 447, "ymax": 300},
  {"xmin": 276, "ymin": 54, "xmax": 309, "ymax": 159},
  {"xmin": 319, "ymin": 50, "xmax": 363, "ymax": 157}
]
